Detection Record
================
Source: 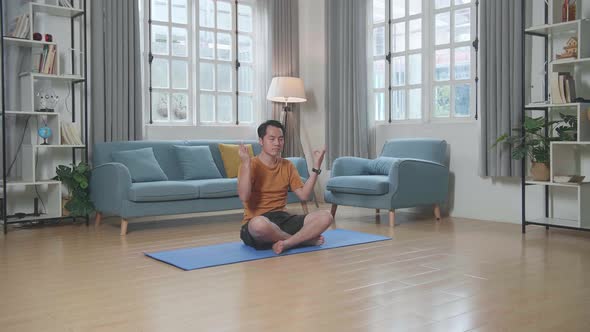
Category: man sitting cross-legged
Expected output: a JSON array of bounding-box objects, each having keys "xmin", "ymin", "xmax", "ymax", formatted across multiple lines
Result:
[{"xmin": 238, "ymin": 120, "xmax": 333, "ymax": 254}]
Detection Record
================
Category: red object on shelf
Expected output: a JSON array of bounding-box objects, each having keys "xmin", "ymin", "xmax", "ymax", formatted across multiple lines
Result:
[
  {"xmin": 562, "ymin": 0, "xmax": 569, "ymax": 22},
  {"xmin": 44, "ymin": 34, "xmax": 52, "ymax": 42},
  {"xmin": 33, "ymin": 32, "xmax": 42, "ymax": 41}
]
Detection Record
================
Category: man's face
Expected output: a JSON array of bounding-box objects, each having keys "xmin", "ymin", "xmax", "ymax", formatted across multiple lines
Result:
[{"xmin": 259, "ymin": 125, "xmax": 284, "ymax": 157}]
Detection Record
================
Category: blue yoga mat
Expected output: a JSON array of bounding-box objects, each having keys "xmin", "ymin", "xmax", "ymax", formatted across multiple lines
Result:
[{"xmin": 145, "ymin": 229, "xmax": 391, "ymax": 271}]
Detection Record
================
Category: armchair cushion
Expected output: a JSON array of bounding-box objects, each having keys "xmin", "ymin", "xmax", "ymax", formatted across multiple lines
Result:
[
  {"xmin": 111, "ymin": 147, "xmax": 168, "ymax": 182},
  {"xmin": 326, "ymin": 175, "xmax": 390, "ymax": 195}
]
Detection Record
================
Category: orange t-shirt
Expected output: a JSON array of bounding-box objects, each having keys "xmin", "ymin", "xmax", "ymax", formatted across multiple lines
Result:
[{"xmin": 240, "ymin": 157, "xmax": 305, "ymax": 223}]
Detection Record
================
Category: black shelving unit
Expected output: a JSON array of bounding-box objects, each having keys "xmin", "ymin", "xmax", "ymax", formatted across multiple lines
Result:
[
  {"xmin": 521, "ymin": 0, "xmax": 590, "ymax": 234},
  {"xmin": 0, "ymin": 0, "xmax": 89, "ymax": 234}
]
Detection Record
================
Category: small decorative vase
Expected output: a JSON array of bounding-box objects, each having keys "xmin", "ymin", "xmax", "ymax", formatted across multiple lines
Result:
[{"xmin": 531, "ymin": 162, "xmax": 550, "ymax": 181}]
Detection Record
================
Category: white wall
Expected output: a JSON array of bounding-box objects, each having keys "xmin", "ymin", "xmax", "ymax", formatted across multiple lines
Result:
[{"xmin": 297, "ymin": 0, "xmax": 550, "ymax": 223}]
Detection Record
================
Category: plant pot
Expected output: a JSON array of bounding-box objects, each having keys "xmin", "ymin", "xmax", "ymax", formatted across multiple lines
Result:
[{"xmin": 531, "ymin": 162, "xmax": 550, "ymax": 181}]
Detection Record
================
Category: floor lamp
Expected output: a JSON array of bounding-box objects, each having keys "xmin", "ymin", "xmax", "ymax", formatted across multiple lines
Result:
[
  {"xmin": 266, "ymin": 77, "xmax": 319, "ymax": 208},
  {"xmin": 266, "ymin": 77, "xmax": 307, "ymax": 134}
]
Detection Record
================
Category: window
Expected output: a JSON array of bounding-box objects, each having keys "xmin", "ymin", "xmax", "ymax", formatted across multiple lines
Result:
[
  {"xmin": 147, "ymin": 0, "xmax": 256, "ymax": 125},
  {"xmin": 372, "ymin": 0, "xmax": 475, "ymax": 122}
]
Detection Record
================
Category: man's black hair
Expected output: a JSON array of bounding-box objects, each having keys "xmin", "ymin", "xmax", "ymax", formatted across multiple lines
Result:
[{"xmin": 257, "ymin": 120, "xmax": 285, "ymax": 139}]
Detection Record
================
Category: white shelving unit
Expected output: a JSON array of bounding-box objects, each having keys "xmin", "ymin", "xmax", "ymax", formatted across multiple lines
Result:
[
  {"xmin": 0, "ymin": 0, "xmax": 87, "ymax": 231},
  {"xmin": 523, "ymin": 0, "xmax": 590, "ymax": 231}
]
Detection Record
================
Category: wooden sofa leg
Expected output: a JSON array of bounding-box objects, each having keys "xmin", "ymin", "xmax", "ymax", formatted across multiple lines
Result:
[
  {"xmin": 330, "ymin": 204, "xmax": 338, "ymax": 218},
  {"xmin": 301, "ymin": 202, "xmax": 309, "ymax": 214},
  {"xmin": 389, "ymin": 209, "xmax": 395, "ymax": 227},
  {"xmin": 120, "ymin": 219, "xmax": 128, "ymax": 236},
  {"xmin": 94, "ymin": 212, "xmax": 102, "ymax": 226},
  {"xmin": 434, "ymin": 204, "xmax": 441, "ymax": 221}
]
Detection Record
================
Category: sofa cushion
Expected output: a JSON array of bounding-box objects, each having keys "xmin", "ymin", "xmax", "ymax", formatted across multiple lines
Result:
[
  {"xmin": 326, "ymin": 175, "xmax": 390, "ymax": 195},
  {"xmin": 111, "ymin": 147, "xmax": 168, "ymax": 182},
  {"xmin": 367, "ymin": 157, "xmax": 398, "ymax": 175},
  {"xmin": 186, "ymin": 178, "xmax": 238, "ymax": 198},
  {"xmin": 174, "ymin": 145, "xmax": 222, "ymax": 180},
  {"xmin": 128, "ymin": 181, "xmax": 199, "ymax": 202},
  {"xmin": 218, "ymin": 143, "xmax": 254, "ymax": 178}
]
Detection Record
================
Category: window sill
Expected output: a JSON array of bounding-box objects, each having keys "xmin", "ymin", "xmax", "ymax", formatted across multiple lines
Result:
[
  {"xmin": 376, "ymin": 118, "xmax": 476, "ymax": 126},
  {"xmin": 146, "ymin": 123, "xmax": 257, "ymax": 128}
]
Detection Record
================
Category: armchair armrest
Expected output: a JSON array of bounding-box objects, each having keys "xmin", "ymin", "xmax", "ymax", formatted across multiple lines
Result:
[
  {"xmin": 285, "ymin": 157, "xmax": 310, "ymax": 178},
  {"xmin": 389, "ymin": 158, "xmax": 449, "ymax": 206},
  {"xmin": 331, "ymin": 157, "xmax": 371, "ymax": 177},
  {"xmin": 90, "ymin": 162, "xmax": 132, "ymax": 215}
]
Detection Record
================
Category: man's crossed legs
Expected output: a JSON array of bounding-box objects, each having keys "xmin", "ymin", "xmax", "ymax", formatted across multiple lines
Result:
[{"xmin": 240, "ymin": 210, "xmax": 334, "ymax": 254}]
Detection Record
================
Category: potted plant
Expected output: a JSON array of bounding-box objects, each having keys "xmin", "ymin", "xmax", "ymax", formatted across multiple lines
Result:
[
  {"xmin": 52, "ymin": 161, "xmax": 95, "ymax": 217},
  {"xmin": 493, "ymin": 113, "xmax": 577, "ymax": 181}
]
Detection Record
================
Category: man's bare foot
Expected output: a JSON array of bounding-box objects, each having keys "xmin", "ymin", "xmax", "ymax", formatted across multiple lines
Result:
[
  {"xmin": 302, "ymin": 235, "xmax": 325, "ymax": 247},
  {"xmin": 272, "ymin": 240, "xmax": 286, "ymax": 254}
]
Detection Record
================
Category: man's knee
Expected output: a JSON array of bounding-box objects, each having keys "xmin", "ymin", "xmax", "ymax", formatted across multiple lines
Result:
[
  {"xmin": 307, "ymin": 210, "xmax": 333, "ymax": 226},
  {"xmin": 248, "ymin": 216, "xmax": 272, "ymax": 237}
]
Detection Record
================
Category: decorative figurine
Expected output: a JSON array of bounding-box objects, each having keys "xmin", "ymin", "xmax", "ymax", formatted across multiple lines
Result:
[
  {"xmin": 36, "ymin": 88, "xmax": 59, "ymax": 112},
  {"xmin": 556, "ymin": 37, "xmax": 578, "ymax": 60}
]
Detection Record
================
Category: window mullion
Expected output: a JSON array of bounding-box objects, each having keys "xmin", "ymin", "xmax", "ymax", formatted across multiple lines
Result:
[
  {"xmin": 385, "ymin": 0, "xmax": 391, "ymax": 123},
  {"xmin": 424, "ymin": 0, "xmax": 432, "ymax": 122},
  {"xmin": 450, "ymin": 6, "xmax": 456, "ymax": 119},
  {"xmin": 197, "ymin": 1, "xmax": 201, "ymax": 126},
  {"xmin": 233, "ymin": 0, "xmax": 238, "ymax": 125}
]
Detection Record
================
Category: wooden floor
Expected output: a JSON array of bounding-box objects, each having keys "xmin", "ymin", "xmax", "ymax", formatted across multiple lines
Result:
[{"xmin": 1, "ymin": 204, "xmax": 590, "ymax": 332}]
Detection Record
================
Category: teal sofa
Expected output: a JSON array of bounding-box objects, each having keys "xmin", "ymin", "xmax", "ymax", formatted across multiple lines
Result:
[
  {"xmin": 325, "ymin": 138, "xmax": 449, "ymax": 227},
  {"xmin": 90, "ymin": 140, "xmax": 311, "ymax": 235}
]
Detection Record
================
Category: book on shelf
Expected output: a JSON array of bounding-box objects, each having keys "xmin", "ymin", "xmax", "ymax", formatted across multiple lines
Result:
[
  {"xmin": 58, "ymin": 0, "xmax": 74, "ymax": 8},
  {"xmin": 60, "ymin": 122, "xmax": 83, "ymax": 146},
  {"xmin": 32, "ymin": 45, "xmax": 57, "ymax": 74},
  {"xmin": 7, "ymin": 14, "xmax": 30, "ymax": 39},
  {"xmin": 550, "ymin": 72, "xmax": 576, "ymax": 104}
]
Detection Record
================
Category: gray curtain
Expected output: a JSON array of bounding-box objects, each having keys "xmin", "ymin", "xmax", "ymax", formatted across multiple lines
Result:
[
  {"xmin": 90, "ymin": 0, "xmax": 143, "ymax": 147},
  {"xmin": 325, "ymin": 0, "xmax": 369, "ymax": 168},
  {"xmin": 268, "ymin": 0, "xmax": 303, "ymax": 157},
  {"xmin": 479, "ymin": 0, "xmax": 523, "ymax": 177}
]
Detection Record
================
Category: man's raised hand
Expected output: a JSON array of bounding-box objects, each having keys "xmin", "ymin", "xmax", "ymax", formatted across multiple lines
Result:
[
  {"xmin": 238, "ymin": 143, "xmax": 251, "ymax": 163},
  {"xmin": 313, "ymin": 145, "xmax": 326, "ymax": 169}
]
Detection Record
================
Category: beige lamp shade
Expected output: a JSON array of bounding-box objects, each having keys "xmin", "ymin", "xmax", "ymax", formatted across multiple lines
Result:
[{"xmin": 266, "ymin": 77, "xmax": 307, "ymax": 104}]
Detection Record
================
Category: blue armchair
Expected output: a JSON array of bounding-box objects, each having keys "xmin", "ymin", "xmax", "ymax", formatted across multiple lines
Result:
[{"xmin": 324, "ymin": 138, "xmax": 449, "ymax": 227}]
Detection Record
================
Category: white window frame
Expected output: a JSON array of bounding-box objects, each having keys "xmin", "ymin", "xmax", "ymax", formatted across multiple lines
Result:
[
  {"xmin": 144, "ymin": 0, "xmax": 257, "ymax": 126},
  {"xmin": 430, "ymin": 0, "xmax": 475, "ymax": 122},
  {"xmin": 371, "ymin": 0, "xmax": 476, "ymax": 124},
  {"xmin": 149, "ymin": 0, "xmax": 194, "ymax": 124}
]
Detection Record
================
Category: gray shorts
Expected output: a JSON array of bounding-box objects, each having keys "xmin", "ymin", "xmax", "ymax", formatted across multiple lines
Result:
[{"xmin": 240, "ymin": 211, "xmax": 306, "ymax": 250}]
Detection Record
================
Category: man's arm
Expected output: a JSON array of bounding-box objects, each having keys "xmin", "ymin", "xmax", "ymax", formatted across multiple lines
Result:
[
  {"xmin": 294, "ymin": 146, "xmax": 326, "ymax": 201},
  {"xmin": 237, "ymin": 144, "xmax": 252, "ymax": 203}
]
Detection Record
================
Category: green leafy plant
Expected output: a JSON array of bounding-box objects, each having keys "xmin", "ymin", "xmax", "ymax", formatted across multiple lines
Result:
[
  {"xmin": 52, "ymin": 162, "xmax": 95, "ymax": 217},
  {"xmin": 493, "ymin": 113, "xmax": 577, "ymax": 164}
]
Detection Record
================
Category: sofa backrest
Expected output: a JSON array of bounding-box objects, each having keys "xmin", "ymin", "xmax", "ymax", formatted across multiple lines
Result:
[
  {"xmin": 93, "ymin": 140, "xmax": 262, "ymax": 180},
  {"xmin": 380, "ymin": 138, "xmax": 447, "ymax": 165}
]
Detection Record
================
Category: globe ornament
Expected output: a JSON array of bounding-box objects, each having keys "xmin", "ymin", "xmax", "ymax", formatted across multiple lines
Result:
[{"xmin": 38, "ymin": 126, "xmax": 52, "ymax": 145}]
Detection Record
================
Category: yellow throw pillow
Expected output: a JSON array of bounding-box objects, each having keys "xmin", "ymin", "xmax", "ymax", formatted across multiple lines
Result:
[{"xmin": 218, "ymin": 143, "xmax": 254, "ymax": 178}]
